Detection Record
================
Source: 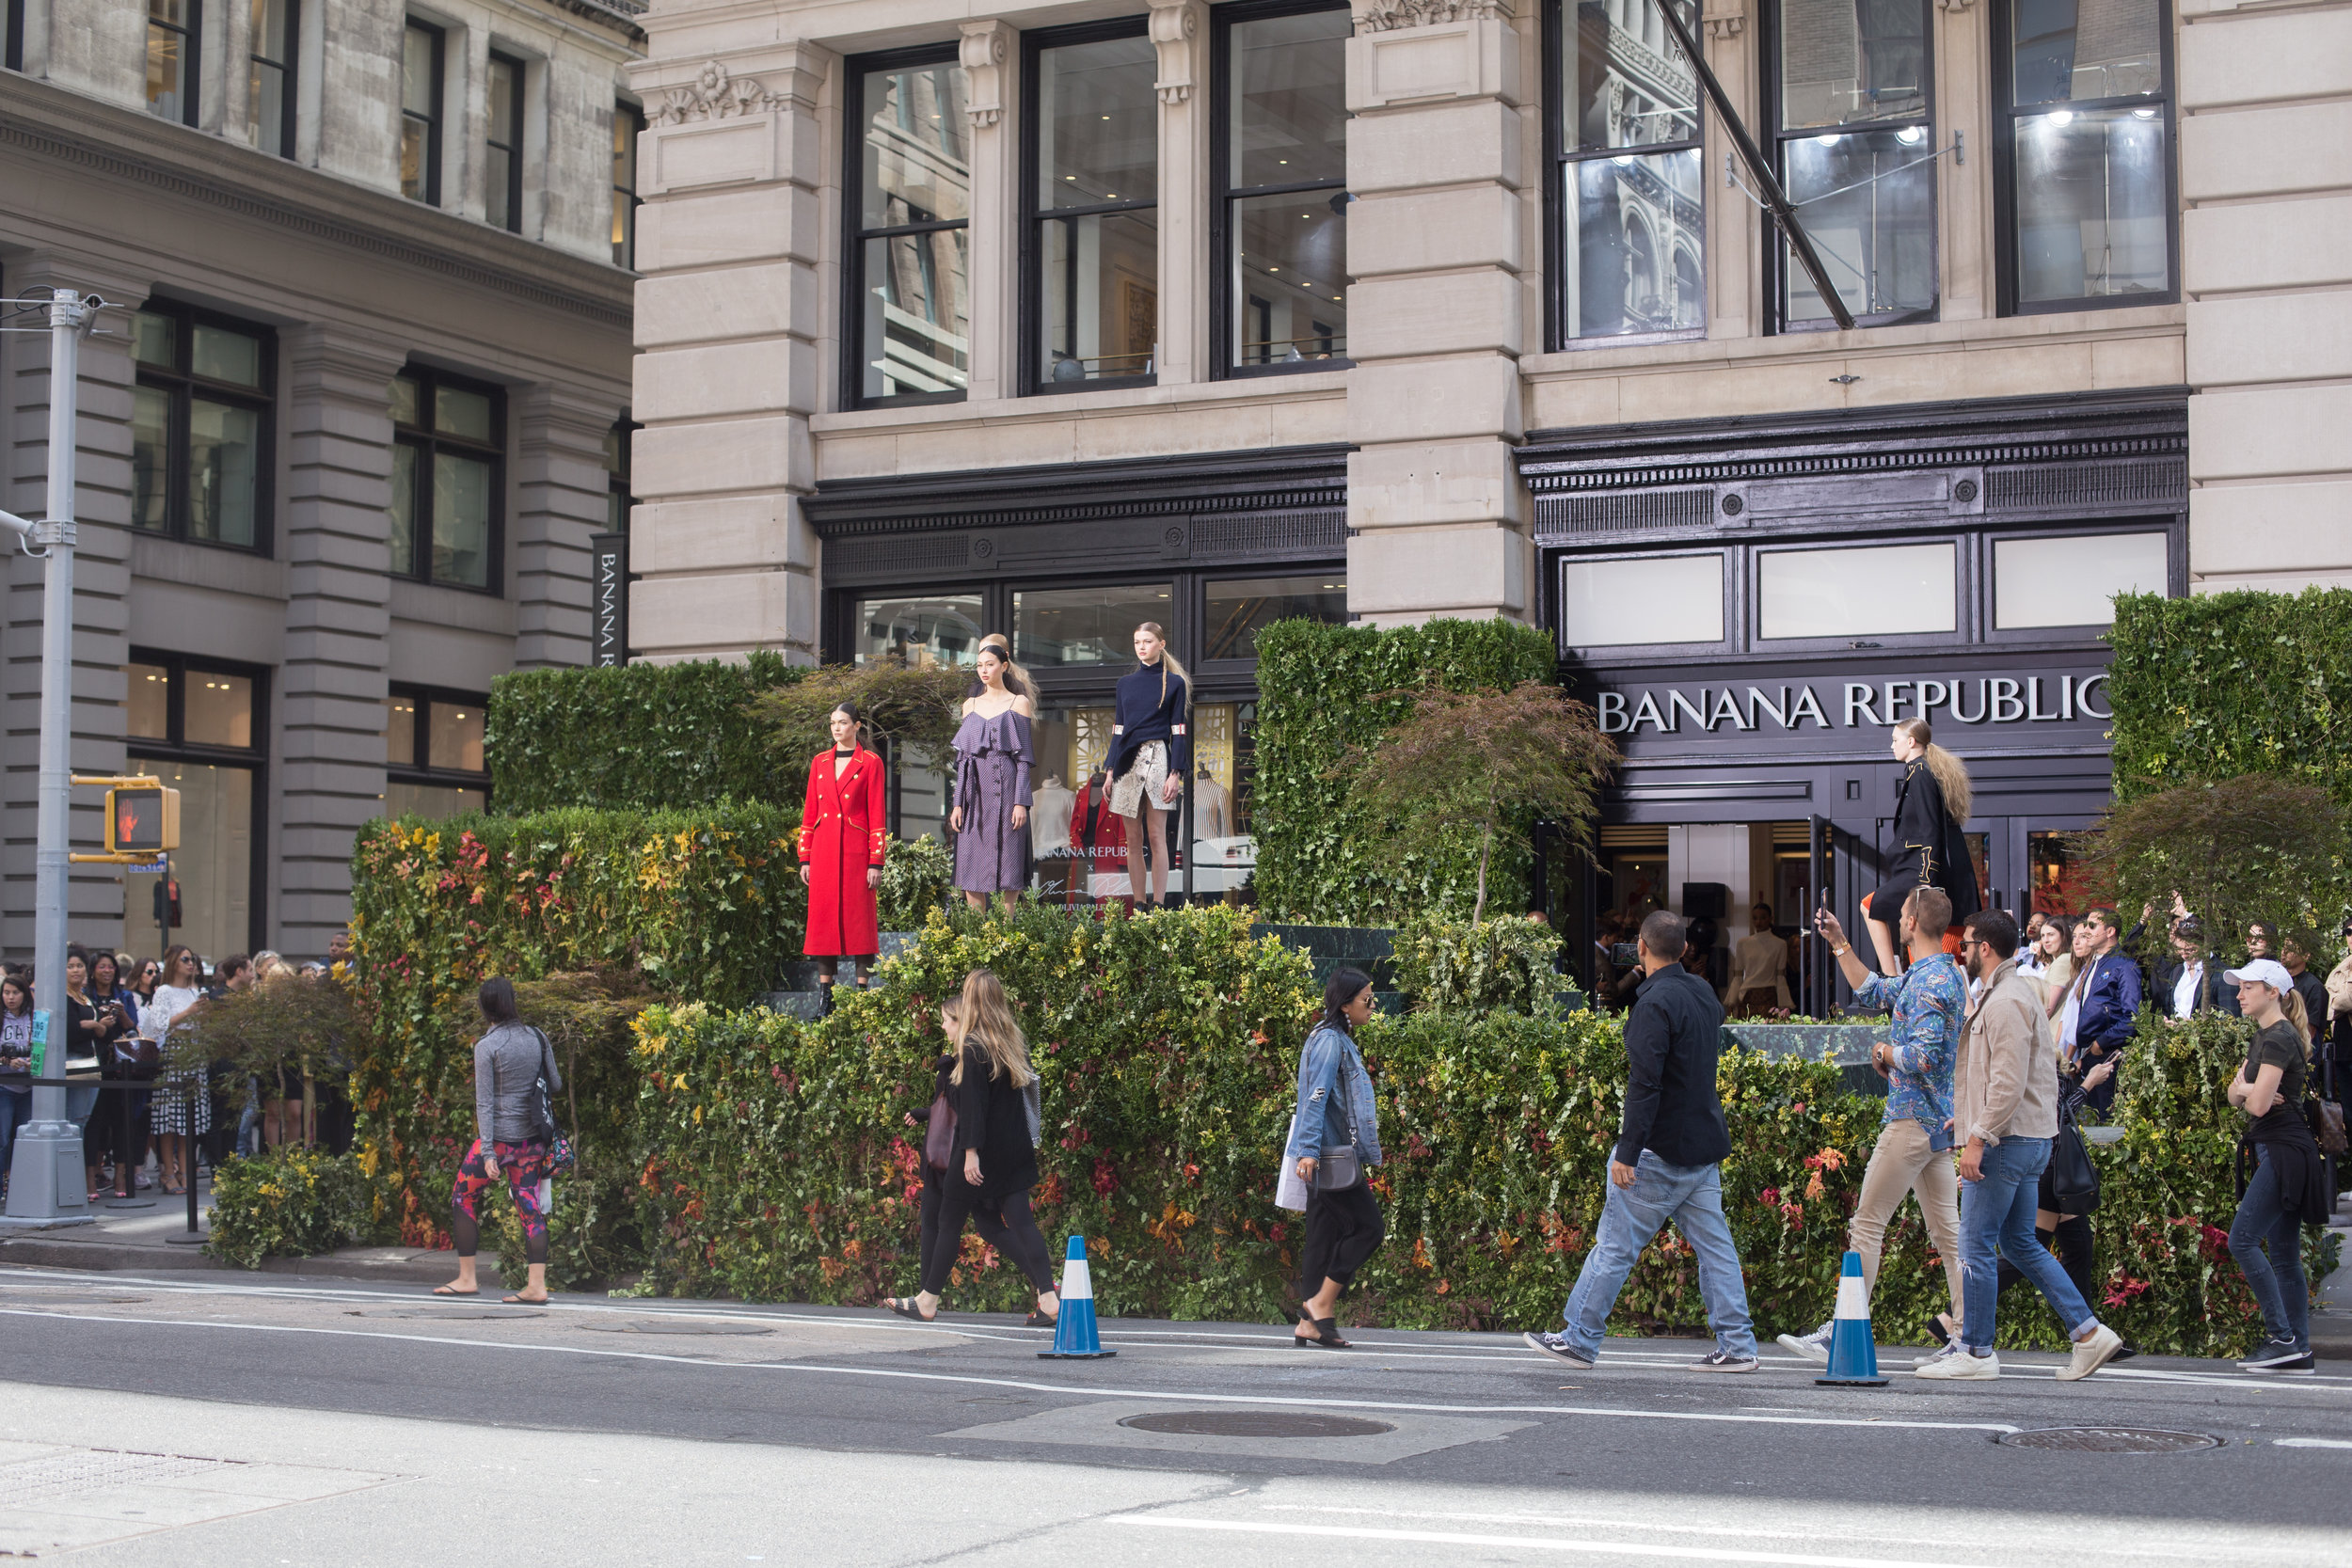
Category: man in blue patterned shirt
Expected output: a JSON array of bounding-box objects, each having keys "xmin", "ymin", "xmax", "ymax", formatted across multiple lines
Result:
[{"xmin": 1775, "ymin": 886, "xmax": 1968, "ymax": 1367}]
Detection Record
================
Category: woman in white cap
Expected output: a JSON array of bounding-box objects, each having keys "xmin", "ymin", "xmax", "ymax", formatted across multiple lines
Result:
[{"xmin": 2223, "ymin": 956, "xmax": 2327, "ymax": 1374}]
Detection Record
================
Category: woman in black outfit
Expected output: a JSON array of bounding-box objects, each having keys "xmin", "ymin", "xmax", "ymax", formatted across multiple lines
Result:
[
  {"xmin": 85, "ymin": 951, "xmax": 145, "ymax": 1197},
  {"xmin": 884, "ymin": 969, "xmax": 1060, "ymax": 1326},
  {"xmin": 1864, "ymin": 717, "xmax": 1980, "ymax": 975}
]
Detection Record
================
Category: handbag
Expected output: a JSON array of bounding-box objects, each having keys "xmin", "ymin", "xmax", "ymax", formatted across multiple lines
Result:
[
  {"xmin": 923, "ymin": 1090, "xmax": 957, "ymax": 1171},
  {"xmin": 1273, "ymin": 1113, "xmax": 1309, "ymax": 1212},
  {"xmin": 2307, "ymin": 1096, "xmax": 2348, "ymax": 1158},
  {"xmin": 2047, "ymin": 1117, "xmax": 2100, "ymax": 1214},
  {"xmin": 1312, "ymin": 1044, "xmax": 1366, "ymax": 1193},
  {"xmin": 526, "ymin": 1027, "xmax": 576, "ymax": 1174}
]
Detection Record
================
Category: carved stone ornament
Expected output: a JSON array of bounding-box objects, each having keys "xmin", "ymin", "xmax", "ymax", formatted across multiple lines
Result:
[
  {"xmin": 650, "ymin": 60, "xmax": 785, "ymax": 125},
  {"xmin": 1702, "ymin": 0, "xmax": 1746, "ymax": 38},
  {"xmin": 960, "ymin": 22, "xmax": 1009, "ymax": 128},
  {"xmin": 1148, "ymin": 0, "xmax": 1202, "ymax": 104},
  {"xmin": 1938, "ymin": 0, "xmax": 1974, "ymax": 12},
  {"xmin": 1352, "ymin": 0, "xmax": 1508, "ymax": 33}
]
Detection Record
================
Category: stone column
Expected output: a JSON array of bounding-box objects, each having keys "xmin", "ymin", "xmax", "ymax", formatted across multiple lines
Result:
[
  {"xmin": 626, "ymin": 48, "xmax": 832, "ymax": 663},
  {"xmin": 1933, "ymin": 0, "xmax": 1990, "ymax": 322},
  {"xmin": 512, "ymin": 383, "xmax": 614, "ymax": 669},
  {"xmin": 275, "ymin": 325, "xmax": 404, "ymax": 958},
  {"xmin": 0, "ymin": 254, "xmax": 139, "ymax": 955},
  {"xmin": 961, "ymin": 20, "xmax": 1022, "ymax": 401},
  {"xmin": 1343, "ymin": 0, "xmax": 1532, "ymax": 626},
  {"xmin": 1701, "ymin": 0, "xmax": 1760, "ymax": 337},
  {"xmin": 1151, "ymin": 0, "xmax": 1212, "ymax": 385}
]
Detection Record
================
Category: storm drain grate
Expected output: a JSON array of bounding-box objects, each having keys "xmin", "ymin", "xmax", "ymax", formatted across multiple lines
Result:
[
  {"xmin": 1120, "ymin": 1411, "xmax": 1395, "ymax": 1438},
  {"xmin": 578, "ymin": 1320, "xmax": 773, "ymax": 1337},
  {"xmin": 1997, "ymin": 1427, "xmax": 2220, "ymax": 1453},
  {"xmin": 0, "ymin": 1449, "xmax": 240, "ymax": 1506}
]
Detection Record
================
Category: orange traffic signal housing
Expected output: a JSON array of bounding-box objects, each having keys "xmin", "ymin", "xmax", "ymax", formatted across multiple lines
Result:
[{"xmin": 106, "ymin": 785, "xmax": 179, "ymax": 854}]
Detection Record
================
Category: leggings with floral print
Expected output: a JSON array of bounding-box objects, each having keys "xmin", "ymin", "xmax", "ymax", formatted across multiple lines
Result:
[{"xmin": 451, "ymin": 1138, "xmax": 553, "ymax": 1264}]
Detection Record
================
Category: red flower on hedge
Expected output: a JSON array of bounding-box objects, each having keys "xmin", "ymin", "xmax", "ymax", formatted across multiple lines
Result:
[{"xmin": 1091, "ymin": 1156, "xmax": 1119, "ymax": 1196}]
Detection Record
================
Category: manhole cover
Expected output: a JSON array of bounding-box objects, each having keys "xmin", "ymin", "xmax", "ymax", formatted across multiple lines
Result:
[
  {"xmin": 1120, "ymin": 1411, "xmax": 1394, "ymax": 1438},
  {"xmin": 577, "ymin": 1320, "xmax": 772, "ymax": 1337},
  {"xmin": 1997, "ymin": 1428, "xmax": 2220, "ymax": 1453},
  {"xmin": 359, "ymin": 1307, "xmax": 546, "ymax": 1321}
]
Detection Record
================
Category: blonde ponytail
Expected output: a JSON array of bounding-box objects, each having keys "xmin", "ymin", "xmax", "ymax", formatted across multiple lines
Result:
[
  {"xmin": 2283, "ymin": 986, "xmax": 2311, "ymax": 1045},
  {"xmin": 1897, "ymin": 717, "xmax": 1973, "ymax": 823}
]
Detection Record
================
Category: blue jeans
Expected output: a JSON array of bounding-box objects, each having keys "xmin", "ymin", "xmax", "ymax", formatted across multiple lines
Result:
[
  {"xmin": 1961, "ymin": 1135, "xmax": 2096, "ymax": 1355},
  {"xmin": 1560, "ymin": 1150, "xmax": 1756, "ymax": 1360},
  {"xmin": 2229, "ymin": 1144, "xmax": 2309, "ymax": 1354}
]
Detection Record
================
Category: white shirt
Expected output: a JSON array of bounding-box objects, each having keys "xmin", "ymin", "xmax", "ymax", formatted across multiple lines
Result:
[
  {"xmin": 141, "ymin": 984, "xmax": 203, "ymax": 1045},
  {"xmin": 2171, "ymin": 959, "xmax": 2203, "ymax": 1019}
]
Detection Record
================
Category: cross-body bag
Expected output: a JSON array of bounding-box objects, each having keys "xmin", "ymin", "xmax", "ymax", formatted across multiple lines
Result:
[
  {"xmin": 526, "ymin": 1026, "xmax": 576, "ymax": 1173},
  {"xmin": 1313, "ymin": 1044, "xmax": 1365, "ymax": 1193}
]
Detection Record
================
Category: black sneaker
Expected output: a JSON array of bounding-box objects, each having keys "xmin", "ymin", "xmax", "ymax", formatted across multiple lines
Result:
[
  {"xmin": 1688, "ymin": 1350, "xmax": 1760, "ymax": 1373},
  {"xmin": 1523, "ymin": 1330, "xmax": 1597, "ymax": 1369},
  {"xmin": 2237, "ymin": 1337, "xmax": 2306, "ymax": 1370}
]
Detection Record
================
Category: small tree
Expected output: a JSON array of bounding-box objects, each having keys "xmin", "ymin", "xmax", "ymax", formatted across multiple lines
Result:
[
  {"xmin": 2070, "ymin": 773, "xmax": 2349, "ymax": 954},
  {"xmin": 1342, "ymin": 680, "xmax": 1618, "ymax": 924},
  {"xmin": 750, "ymin": 659, "xmax": 968, "ymax": 768}
]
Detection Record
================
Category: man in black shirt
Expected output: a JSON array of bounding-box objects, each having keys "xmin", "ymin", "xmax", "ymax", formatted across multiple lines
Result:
[{"xmin": 1524, "ymin": 909, "xmax": 1757, "ymax": 1372}]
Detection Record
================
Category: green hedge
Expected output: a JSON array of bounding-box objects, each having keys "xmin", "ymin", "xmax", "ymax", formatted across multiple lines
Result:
[
  {"xmin": 2107, "ymin": 588, "xmax": 2352, "ymax": 805},
  {"xmin": 347, "ymin": 804, "xmax": 803, "ymax": 1252},
  {"xmin": 1391, "ymin": 913, "xmax": 1565, "ymax": 1015},
  {"xmin": 1252, "ymin": 618, "xmax": 1558, "ymax": 925},
  {"xmin": 485, "ymin": 652, "xmax": 798, "ymax": 813}
]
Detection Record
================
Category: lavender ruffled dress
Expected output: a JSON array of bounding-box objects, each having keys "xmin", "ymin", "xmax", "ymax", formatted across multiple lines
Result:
[{"xmin": 951, "ymin": 707, "xmax": 1034, "ymax": 893}]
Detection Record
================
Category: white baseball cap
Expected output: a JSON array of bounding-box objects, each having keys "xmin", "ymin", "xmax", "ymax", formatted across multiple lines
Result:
[{"xmin": 2222, "ymin": 957, "xmax": 2294, "ymax": 993}]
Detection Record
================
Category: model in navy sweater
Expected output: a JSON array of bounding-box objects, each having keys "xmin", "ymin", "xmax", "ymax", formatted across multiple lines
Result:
[{"xmin": 1106, "ymin": 623, "xmax": 1189, "ymax": 907}]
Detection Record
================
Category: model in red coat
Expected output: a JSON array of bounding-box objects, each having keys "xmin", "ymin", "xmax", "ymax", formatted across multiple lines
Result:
[{"xmin": 799, "ymin": 704, "xmax": 887, "ymax": 994}]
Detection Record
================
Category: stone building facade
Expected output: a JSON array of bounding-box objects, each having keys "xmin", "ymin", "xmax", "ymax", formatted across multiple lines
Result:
[{"xmin": 1, "ymin": 0, "xmax": 644, "ymax": 962}]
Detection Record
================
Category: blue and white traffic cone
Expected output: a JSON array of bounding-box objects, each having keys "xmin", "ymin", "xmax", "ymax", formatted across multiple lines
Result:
[
  {"xmin": 1039, "ymin": 1235, "xmax": 1116, "ymax": 1360},
  {"xmin": 1816, "ymin": 1249, "xmax": 1888, "ymax": 1386}
]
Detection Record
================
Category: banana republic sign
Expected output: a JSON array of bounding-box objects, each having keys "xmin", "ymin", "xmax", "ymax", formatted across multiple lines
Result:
[{"xmin": 1592, "ymin": 665, "xmax": 2112, "ymax": 744}]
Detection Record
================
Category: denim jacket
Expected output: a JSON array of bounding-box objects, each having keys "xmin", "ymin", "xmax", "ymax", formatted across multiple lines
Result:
[{"xmin": 1284, "ymin": 1023, "xmax": 1382, "ymax": 1165}]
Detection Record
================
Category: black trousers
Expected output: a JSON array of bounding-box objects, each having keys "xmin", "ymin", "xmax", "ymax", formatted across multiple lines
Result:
[
  {"xmin": 1996, "ymin": 1214, "xmax": 2095, "ymax": 1308},
  {"xmin": 1295, "ymin": 1181, "xmax": 1385, "ymax": 1300},
  {"xmin": 918, "ymin": 1167, "xmax": 1055, "ymax": 1297}
]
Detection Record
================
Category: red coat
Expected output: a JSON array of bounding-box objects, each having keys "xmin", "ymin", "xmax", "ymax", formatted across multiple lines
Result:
[{"xmin": 798, "ymin": 747, "xmax": 886, "ymax": 957}]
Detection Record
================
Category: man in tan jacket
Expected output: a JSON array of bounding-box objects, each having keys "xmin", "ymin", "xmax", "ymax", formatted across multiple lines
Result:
[{"xmin": 1917, "ymin": 909, "xmax": 2125, "ymax": 1383}]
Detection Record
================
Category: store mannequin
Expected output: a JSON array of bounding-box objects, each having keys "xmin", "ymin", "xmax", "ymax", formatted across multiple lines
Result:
[
  {"xmin": 1030, "ymin": 774, "xmax": 1075, "ymax": 856},
  {"xmin": 949, "ymin": 643, "xmax": 1035, "ymax": 912},
  {"xmin": 1107, "ymin": 623, "xmax": 1188, "ymax": 909},
  {"xmin": 1192, "ymin": 764, "xmax": 1233, "ymax": 840},
  {"xmin": 799, "ymin": 703, "xmax": 885, "ymax": 997}
]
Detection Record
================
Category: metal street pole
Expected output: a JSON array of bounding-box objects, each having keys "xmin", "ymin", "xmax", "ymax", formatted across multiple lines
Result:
[{"xmin": 4, "ymin": 286, "xmax": 93, "ymax": 1224}]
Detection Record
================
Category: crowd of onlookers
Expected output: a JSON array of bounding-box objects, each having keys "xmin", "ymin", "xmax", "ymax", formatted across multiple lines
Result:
[{"xmin": 0, "ymin": 934, "xmax": 353, "ymax": 1205}]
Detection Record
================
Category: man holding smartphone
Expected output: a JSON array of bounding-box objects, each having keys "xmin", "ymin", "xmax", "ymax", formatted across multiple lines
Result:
[{"xmin": 1776, "ymin": 888, "xmax": 1967, "ymax": 1365}]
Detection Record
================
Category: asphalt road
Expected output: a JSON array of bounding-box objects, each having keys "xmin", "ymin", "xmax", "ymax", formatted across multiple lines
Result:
[{"xmin": 1, "ymin": 1265, "xmax": 2346, "ymax": 1564}]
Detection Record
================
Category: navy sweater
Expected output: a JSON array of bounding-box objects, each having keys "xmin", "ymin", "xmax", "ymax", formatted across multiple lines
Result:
[{"xmin": 1108, "ymin": 660, "xmax": 1189, "ymax": 779}]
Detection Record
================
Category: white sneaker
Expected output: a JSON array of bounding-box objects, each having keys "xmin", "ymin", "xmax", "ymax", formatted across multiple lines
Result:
[
  {"xmin": 1913, "ymin": 1339, "xmax": 1964, "ymax": 1368},
  {"xmin": 1775, "ymin": 1323, "xmax": 1832, "ymax": 1366},
  {"xmin": 2058, "ymin": 1323, "xmax": 2123, "ymax": 1383},
  {"xmin": 1913, "ymin": 1348, "xmax": 2000, "ymax": 1380}
]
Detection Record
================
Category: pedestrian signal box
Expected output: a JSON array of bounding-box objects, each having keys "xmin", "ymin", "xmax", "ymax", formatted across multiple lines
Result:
[{"xmin": 106, "ymin": 785, "xmax": 179, "ymax": 854}]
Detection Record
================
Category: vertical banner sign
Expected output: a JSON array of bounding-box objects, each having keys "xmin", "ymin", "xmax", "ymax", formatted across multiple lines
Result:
[{"xmin": 589, "ymin": 531, "xmax": 628, "ymax": 668}]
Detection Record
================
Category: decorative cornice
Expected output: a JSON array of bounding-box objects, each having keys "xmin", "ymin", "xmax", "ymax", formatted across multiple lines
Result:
[
  {"xmin": 1147, "ymin": 0, "xmax": 1204, "ymax": 104},
  {"xmin": 0, "ymin": 84, "xmax": 631, "ymax": 329},
  {"xmin": 1702, "ymin": 0, "xmax": 1746, "ymax": 38},
  {"xmin": 650, "ymin": 59, "xmax": 786, "ymax": 125},
  {"xmin": 1352, "ymin": 0, "xmax": 1509, "ymax": 33},
  {"xmin": 804, "ymin": 446, "xmax": 1351, "ymax": 539},
  {"xmin": 959, "ymin": 21, "xmax": 1011, "ymax": 128}
]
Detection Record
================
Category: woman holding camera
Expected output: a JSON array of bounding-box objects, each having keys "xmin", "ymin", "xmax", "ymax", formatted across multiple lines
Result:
[
  {"xmin": 2224, "ymin": 958, "xmax": 2327, "ymax": 1373},
  {"xmin": 1287, "ymin": 967, "xmax": 1385, "ymax": 1349}
]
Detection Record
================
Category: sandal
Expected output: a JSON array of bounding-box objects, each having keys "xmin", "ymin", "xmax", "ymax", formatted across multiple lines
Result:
[
  {"xmin": 430, "ymin": 1285, "xmax": 478, "ymax": 1297},
  {"xmin": 883, "ymin": 1296, "xmax": 938, "ymax": 1323},
  {"xmin": 1025, "ymin": 1308, "xmax": 1058, "ymax": 1328},
  {"xmin": 502, "ymin": 1293, "xmax": 548, "ymax": 1305},
  {"xmin": 1295, "ymin": 1315, "xmax": 1350, "ymax": 1349}
]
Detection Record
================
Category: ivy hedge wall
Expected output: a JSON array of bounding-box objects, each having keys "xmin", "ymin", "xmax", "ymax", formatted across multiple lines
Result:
[
  {"xmin": 2106, "ymin": 587, "xmax": 2352, "ymax": 804},
  {"xmin": 1251, "ymin": 617, "xmax": 1558, "ymax": 925},
  {"xmin": 485, "ymin": 652, "xmax": 799, "ymax": 814},
  {"xmin": 347, "ymin": 804, "xmax": 803, "ymax": 1249}
]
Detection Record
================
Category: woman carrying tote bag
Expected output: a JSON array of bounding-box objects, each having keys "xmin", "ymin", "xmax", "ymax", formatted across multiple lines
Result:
[{"xmin": 1286, "ymin": 967, "xmax": 1385, "ymax": 1349}]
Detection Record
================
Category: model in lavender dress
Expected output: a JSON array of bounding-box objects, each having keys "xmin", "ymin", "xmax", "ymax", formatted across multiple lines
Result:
[{"xmin": 951, "ymin": 706, "xmax": 1034, "ymax": 898}]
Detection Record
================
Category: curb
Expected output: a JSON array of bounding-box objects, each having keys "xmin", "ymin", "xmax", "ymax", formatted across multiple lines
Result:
[{"xmin": 0, "ymin": 1237, "xmax": 502, "ymax": 1289}]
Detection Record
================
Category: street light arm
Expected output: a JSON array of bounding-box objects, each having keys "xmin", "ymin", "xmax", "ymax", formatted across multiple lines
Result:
[{"xmin": 0, "ymin": 509, "xmax": 47, "ymax": 557}]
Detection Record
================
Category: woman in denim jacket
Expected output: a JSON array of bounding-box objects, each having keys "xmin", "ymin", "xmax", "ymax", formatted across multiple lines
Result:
[{"xmin": 1286, "ymin": 967, "xmax": 1384, "ymax": 1348}]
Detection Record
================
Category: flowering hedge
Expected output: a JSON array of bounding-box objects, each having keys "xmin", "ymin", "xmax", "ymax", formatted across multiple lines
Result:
[
  {"xmin": 346, "ymin": 805, "xmax": 803, "ymax": 1255},
  {"xmin": 205, "ymin": 1147, "xmax": 373, "ymax": 1269}
]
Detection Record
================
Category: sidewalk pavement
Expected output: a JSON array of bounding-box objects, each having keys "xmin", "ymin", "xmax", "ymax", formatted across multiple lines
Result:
[{"xmin": 0, "ymin": 1170, "xmax": 500, "ymax": 1289}]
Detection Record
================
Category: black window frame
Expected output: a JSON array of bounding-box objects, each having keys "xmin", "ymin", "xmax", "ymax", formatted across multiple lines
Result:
[
  {"xmin": 1990, "ymin": 0, "xmax": 2178, "ymax": 317},
  {"xmin": 604, "ymin": 412, "xmax": 636, "ymax": 532},
  {"xmin": 841, "ymin": 42, "xmax": 974, "ymax": 412},
  {"xmin": 1210, "ymin": 0, "xmax": 1353, "ymax": 379},
  {"xmin": 130, "ymin": 300, "xmax": 277, "ymax": 557},
  {"xmin": 389, "ymin": 364, "xmax": 506, "ymax": 595},
  {"xmin": 1021, "ymin": 17, "xmax": 1161, "ymax": 397},
  {"xmin": 148, "ymin": 0, "xmax": 201, "ymax": 127},
  {"xmin": 384, "ymin": 682, "xmax": 493, "ymax": 807},
  {"xmin": 1760, "ymin": 0, "xmax": 1940, "ymax": 333},
  {"xmin": 248, "ymin": 0, "xmax": 298, "ymax": 157},
  {"xmin": 1542, "ymin": 0, "xmax": 1709, "ymax": 351},
  {"xmin": 124, "ymin": 647, "xmax": 271, "ymax": 955},
  {"xmin": 612, "ymin": 97, "xmax": 643, "ymax": 267},
  {"xmin": 485, "ymin": 48, "xmax": 525, "ymax": 233},
  {"xmin": 401, "ymin": 18, "xmax": 444, "ymax": 207},
  {"xmin": 6, "ymin": 0, "xmax": 26, "ymax": 73}
]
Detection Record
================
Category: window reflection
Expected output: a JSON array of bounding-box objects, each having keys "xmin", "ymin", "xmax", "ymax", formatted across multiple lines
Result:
[
  {"xmin": 854, "ymin": 593, "xmax": 984, "ymax": 669},
  {"xmin": 1224, "ymin": 7, "xmax": 1350, "ymax": 371},
  {"xmin": 1033, "ymin": 29, "xmax": 1160, "ymax": 388},
  {"xmin": 1013, "ymin": 583, "xmax": 1173, "ymax": 667},
  {"xmin": 1558, "ymin": 0, "xmax": 1704, "ymax": 341},
  {"xmin": 2011, "ymin": 0, "xmax": 2162, "ymax": 105},
  {"xmin": 856, "ymin": 57, "xmax": 971, "ymax": 402},
  {"xmin": 1782, "ymin": 130, "xmax": 1938, "ymax": 323},
  {"xmin": 1779, "ymin": 0, "xmax": 1928, "ymax": 129},
  {"xmin": 1202, "ymin": 575, "xmax": 1346, "ymax": 659},
  {"xmin": 2013, "ymin": 109, "xmax": 2169, "ymax": 302}
]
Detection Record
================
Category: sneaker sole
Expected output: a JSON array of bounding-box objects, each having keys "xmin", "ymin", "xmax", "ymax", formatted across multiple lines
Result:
[
  {"xmin": 1690, "ymin": 1361, "xmax": 1759, "ymax": 1373},
  {"xmin": 2237, "ymin": 1351, "xmax": 2308, "ymax": 1369},
  {"xmin": 2056, "ymin": 1334, "xmax": 2123, "ymax": 1383},
  {"xmin": 1521, "ymin": 1331, "xmax": 1596, "ymax": 1370},
  {"xmin": 1774, "ymin": 1335, "xmax": 1829, "ymax": 1365}
]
